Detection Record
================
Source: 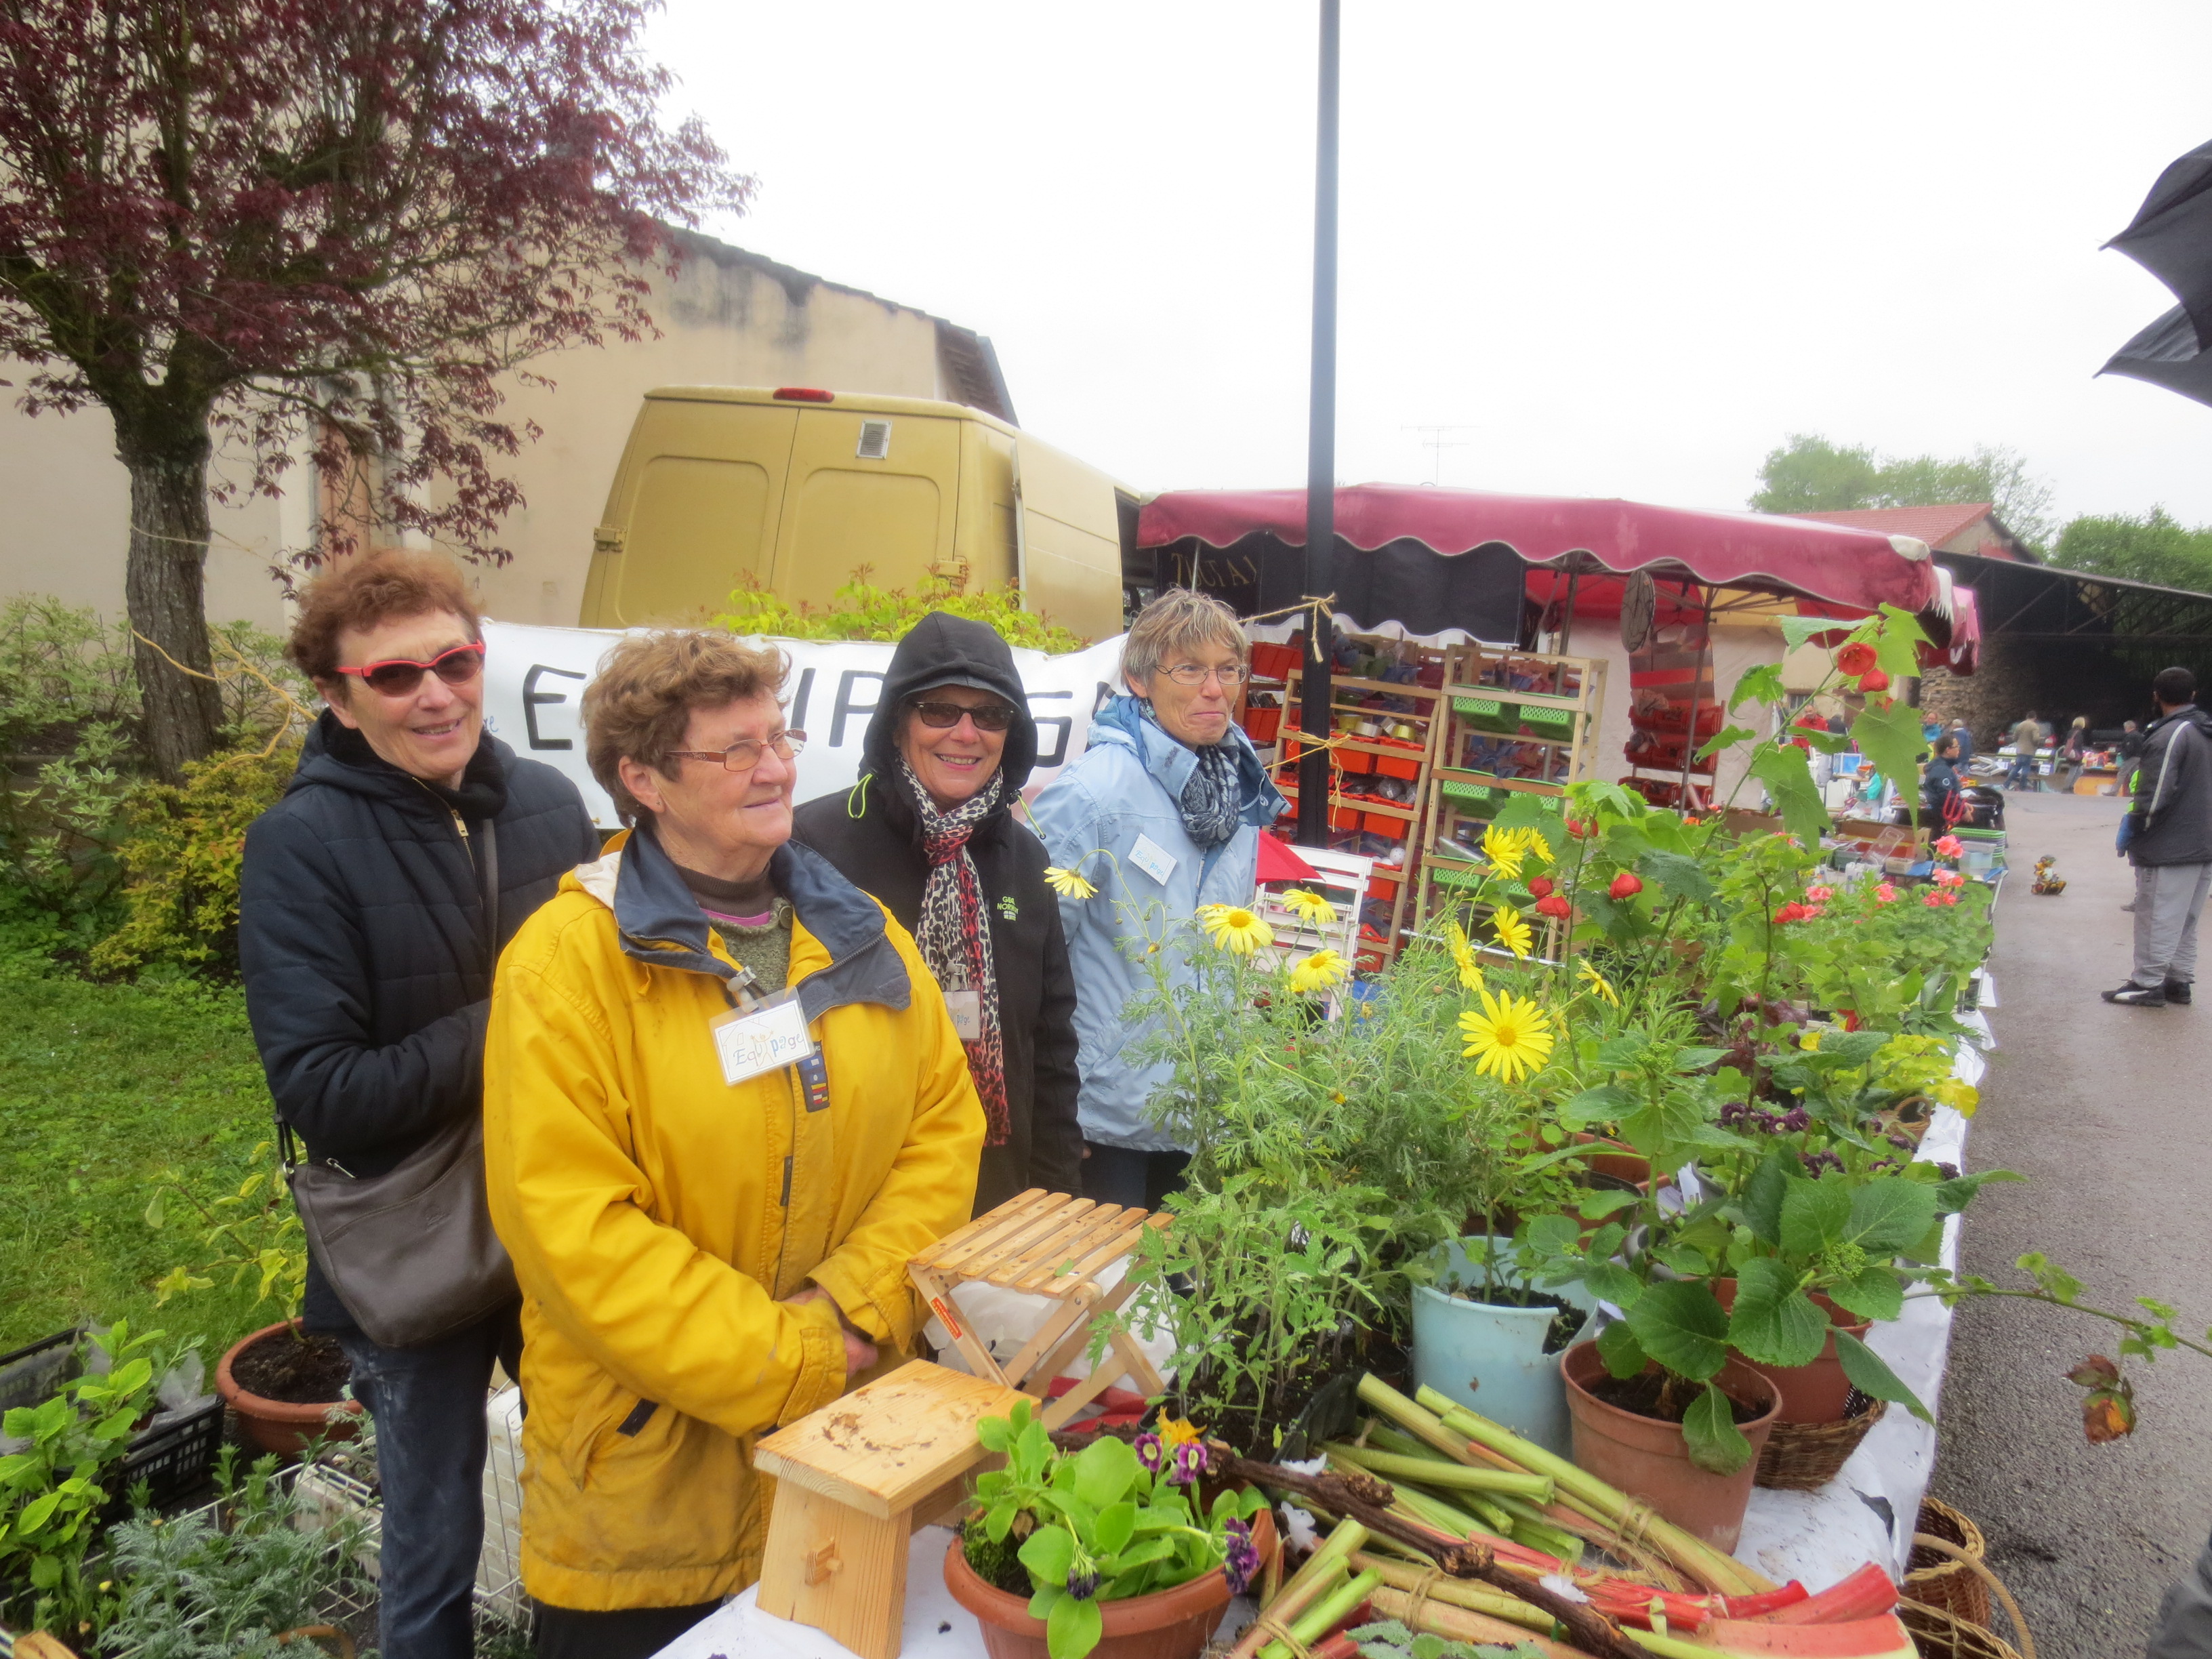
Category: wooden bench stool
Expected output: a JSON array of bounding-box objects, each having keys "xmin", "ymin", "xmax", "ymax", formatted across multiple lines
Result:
[
  {"xmin": 754, "ymin": 1359, "xmax": 1021, "ymax": 1659},
  {"xmin": 907, "ymin": 1189, "xmax": 1171, "ymax": 1431}
]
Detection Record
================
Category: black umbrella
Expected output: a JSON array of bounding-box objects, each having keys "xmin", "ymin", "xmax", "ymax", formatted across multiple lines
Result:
[
  {"xmin": 2106, "ymin": 139, "xmax": 2212, "ymax": 350},
  {"xmin": 2098, "ymin": 304, "xmax": 2212, "ymax": 411}
]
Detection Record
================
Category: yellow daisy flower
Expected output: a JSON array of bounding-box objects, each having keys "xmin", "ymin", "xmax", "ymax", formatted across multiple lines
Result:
[
  {"xmin": 1481, "ymin": 824, "xmax": 1526, "ymax": 880},
  {"xmin": 1519, "ymin": 827, "xmax": 1554, "ymax": 868},
  {"xmin": 1446, "ymin": 920, "xmax": 1486, "ymax": 992},
  {"xmin": 1157, "ymin": 1416, "xmax": 1204, "ymax": 1450},
  {"xmin": 1459, "ymin": 988, "xmax": 1557, "ymax": 1085},
  {"xmin": 1202, "ymin": 905, "xmax": 1274, "ymax": 955},
  {"xmin": 1288, "ymin": 948, "xmax": 1351, "ymax": 995},
  {"xmin": 1279, "ymin": 887, "xmax": 1338, "ymax": 926},
  {"xmin": 1576, "ymin": 958, "xmax": 1620, "ymax": 1006},
  {"xmin": 1492, "ymin": 905, "xmax": 1534, "ymax": 960},
  {"xmin": 1043, "ymin": 865, "xmax": 1097, "ymax": 899}
]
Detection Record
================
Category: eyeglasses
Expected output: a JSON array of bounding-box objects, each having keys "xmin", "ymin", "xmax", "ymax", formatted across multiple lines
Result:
[
  {"xmin": 667, "ymin": 731, "xmax": 808, "ymax": 773},
  {"xmin": 909, "ymin": 699, "xmax": 1019, "ymax": 732},
  {"xmin": 1156, "ymin": 661, "xmax": 1248, "ymax": 689},
  {"xmin": 333, "ymin": 640, "xmax": 485, "ymax": 697}
]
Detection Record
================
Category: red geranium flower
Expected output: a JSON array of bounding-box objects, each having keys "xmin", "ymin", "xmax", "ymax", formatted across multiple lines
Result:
[
  {"xmin": 1835, "ymin": 642, "xmax": 1879, "ymax": 677},
  {"xmin": 1609, "ymin": 872, "xmax": 1643, "ymax": 899}
]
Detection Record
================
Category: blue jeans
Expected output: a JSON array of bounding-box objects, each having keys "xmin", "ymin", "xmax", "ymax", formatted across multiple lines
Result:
[
  {"xmin": 339, "ymin": 1306, "xmax": 520, "ymax": 1659},
  {"xmin": 2006, "ymin": 754, "xmax": 2037, "ymax": 790}
]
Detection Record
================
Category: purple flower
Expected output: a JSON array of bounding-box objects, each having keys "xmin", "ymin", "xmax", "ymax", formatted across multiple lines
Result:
[
  {"xmin": 1779, "ymin": 1107, "xmax": 1811, "ymax": 1132},
  {"xmin": 1888, "ymin": 1133, "xmax": 1915, "ymax": 1151},
  {"xmin": 1799, "ymin": 1149, "xmax": 1844, "ymax": 1176},
  {"xmin": 1133, "ymin": 1433, "xmax": 1164, "ymax": 1473},
  {"xmin": 1222, "ymin": 1517, "xmax": 1261, "ymax": 1595},
  {"xmin": 1066, "ymin": 1565, "xmax": 1101, "ymax": 1601},
  {"xmin": 1168, "ymin": 1439, "xmax": 1208, "ymax": 1487}
]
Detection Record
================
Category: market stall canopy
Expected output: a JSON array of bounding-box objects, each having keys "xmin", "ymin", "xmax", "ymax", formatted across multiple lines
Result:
[{"xmin": 1136, "ymin": 485, "xmax": 1940, "ymax": 644}]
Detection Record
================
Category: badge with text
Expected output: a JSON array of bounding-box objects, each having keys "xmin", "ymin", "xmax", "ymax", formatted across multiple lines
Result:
[
  {"xmin": 1127, "ymin": 832, "xmax": 1178, "ymax": 886},
  {"xmin": 711, "ymin": 989, "xmax": 817, "ymax": 1086},
  {"xmin": 944, "ymin": 987, "xmax": 983, "ymax": 1042}
]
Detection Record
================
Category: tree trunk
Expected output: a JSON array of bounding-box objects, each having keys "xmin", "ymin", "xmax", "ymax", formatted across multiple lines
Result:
[{"xmin": 119, "ymin": 434, "xmax": 224, "ymax": 781}]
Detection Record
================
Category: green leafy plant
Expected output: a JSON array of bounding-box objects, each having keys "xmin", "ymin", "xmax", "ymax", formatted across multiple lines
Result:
[
  {"xmin": 100, "ymin": 1444, "xmax": 375, "ymax": 1658},
  {"xmin": 967, "ymin": 1400, "xmax": 1267, "ymax": 1659},
  {"xmin": 714, "ymin": 566, "xmax": 1089, "ymax": 650},
  {"xmin": 145, "ymin": 1141, "xmax": 306, "ymax": 1322},
  {"xmin": 1349, "ymin": 1616, "xmax": 1547, "ymax": 1659},
  {"xmin": 0, "ymin": 1321, "xmax": 172, "ymax": 1638}
]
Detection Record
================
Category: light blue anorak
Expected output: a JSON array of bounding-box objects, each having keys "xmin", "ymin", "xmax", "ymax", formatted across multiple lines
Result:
[{"xmin": 1028, "ymin": 698, "xmax": 1287, "ymax": 1152}]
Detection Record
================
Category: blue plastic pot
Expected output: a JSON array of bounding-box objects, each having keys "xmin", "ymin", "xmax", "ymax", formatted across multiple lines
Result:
[{"xmin": 1411, "ymin": 1236, "xmax": 1595, "ymax": 1458}]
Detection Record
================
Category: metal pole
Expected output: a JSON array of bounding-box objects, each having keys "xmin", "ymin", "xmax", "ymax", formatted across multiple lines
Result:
[{"xmin": 1296, "ymin": 0, "xmax": 1340, "ymax": 846}]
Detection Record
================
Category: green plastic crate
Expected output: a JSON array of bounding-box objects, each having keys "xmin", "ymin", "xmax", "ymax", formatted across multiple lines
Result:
[
  {"xmin": 1431, "ymin": 865, "xmax": 1489, "ymax": 890},
  {"xmin": 1452, "ymin": 695, "xmax": 1503, "ymax": 718},
  {"xmin": 1439, "ymin": 779, "xmax": 1494, "ymax": 804}
]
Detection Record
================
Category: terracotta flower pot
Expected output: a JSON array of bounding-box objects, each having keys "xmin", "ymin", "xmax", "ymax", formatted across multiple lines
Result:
[
  {"xmin": 943, "ymin": 1510, "xmax": 1275, "ymax": 1659},
  {"xmin": 217, "ymin": 1321, "xmax": 363, "ymax": 1456},
  {"xmin": 1560, "ymin": 1342, "xmax": 1780, "ymax": 1552},
  {"xmin": 1712, "ymin": 1279, "xmax": 1872, "ymax": 1425}
]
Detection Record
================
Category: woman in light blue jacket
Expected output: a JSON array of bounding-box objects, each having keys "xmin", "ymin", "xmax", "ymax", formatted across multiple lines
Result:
[{"xmin": 1030, "ymin": 590, "xmax": 1287, "ymax": 1209}]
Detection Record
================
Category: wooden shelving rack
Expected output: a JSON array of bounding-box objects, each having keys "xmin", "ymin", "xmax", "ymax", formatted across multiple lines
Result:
[
  {"xmin": 1271, "ymin": 650, "xmax": 1449, "ymax": 954},
  {"xmin": 1412, "ymin": 644, "xmax": 1605, "ymax": 944}
]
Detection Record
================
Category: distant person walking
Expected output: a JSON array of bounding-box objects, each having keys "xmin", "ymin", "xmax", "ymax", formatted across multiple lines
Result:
[
  {"xmin": 1950, "ymin": 720, "xmax": 1975, "ymax": 768},
  {"xmin": 2007, "ymin": 711, "xmax": 2042, "ymax": 792},
  {"xmin": 2105, "ymin": 668, "xmax": 2212, "ymax": 1008},
  {"xmin": 2059, "ymin": 715, "xmax": 2091, "ymax": 792}
]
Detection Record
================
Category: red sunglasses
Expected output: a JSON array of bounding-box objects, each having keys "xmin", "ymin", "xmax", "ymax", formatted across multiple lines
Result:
[{"xmin": 333, "ymin": 640, "xmax": 486, "ymax": 697}]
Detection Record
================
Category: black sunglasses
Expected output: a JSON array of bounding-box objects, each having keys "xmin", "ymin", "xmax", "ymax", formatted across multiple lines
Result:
[{"xmin": 909, "ymin": 698, "xmax": 1018, "ymax": 733}]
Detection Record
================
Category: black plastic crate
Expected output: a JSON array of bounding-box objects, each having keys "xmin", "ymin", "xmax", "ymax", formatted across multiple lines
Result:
[
  {"xmin": 106, "ymin": 1397, "xmax": 226, "ymax": 1517},
  {"xmin": 0, "ymin": 1326, "xmax": 83, "ymax": 1417}
]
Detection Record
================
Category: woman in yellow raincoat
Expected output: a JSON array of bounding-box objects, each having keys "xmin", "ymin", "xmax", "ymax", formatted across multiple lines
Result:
[{"xmin": 483, "ymin": 631, "xmax": 984, "ymax": 1659}]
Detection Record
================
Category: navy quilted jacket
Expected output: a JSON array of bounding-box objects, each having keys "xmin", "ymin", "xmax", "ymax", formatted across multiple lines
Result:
[{"xmin": 239, "ymin": 711, "xmax": 600, "ymax": 1329}]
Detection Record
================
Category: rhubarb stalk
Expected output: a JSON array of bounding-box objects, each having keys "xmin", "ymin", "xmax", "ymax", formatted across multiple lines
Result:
[{"xmin": 1256, "ymin": 1568, "xmax": 1382, "ymax": 1659}]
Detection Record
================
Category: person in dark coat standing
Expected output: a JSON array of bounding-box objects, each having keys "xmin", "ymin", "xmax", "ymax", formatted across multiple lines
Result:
[
  {"xmin": 239, "ymin": 552, "xmax": 600, "ymax": 1659},
  {"xmin": 792, "ymin": 612, "xmax": 1082, "ymax": 1213},
  {"xmin": 2107, "ymin": 668, "xmax": 2212, "ymax": 1008}
]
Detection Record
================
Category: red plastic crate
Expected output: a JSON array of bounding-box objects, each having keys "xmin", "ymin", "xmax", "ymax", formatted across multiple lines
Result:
[
  {"xmin": 1372, "ymin": 735, "xmax": 1423, "ymax": 779},
  {"xmin": 1250, "ymin": 642, "xmax": 1300, "ymax": 680},
  {"xmin": 1242, "ymin": 705, "xmax": 1282, "ymax": 742}
]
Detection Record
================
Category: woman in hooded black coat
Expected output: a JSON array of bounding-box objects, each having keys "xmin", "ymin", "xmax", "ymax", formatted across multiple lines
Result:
[{"xmin": 791, "ymin": 613, "xmax": 1084, "ymax": 1214}]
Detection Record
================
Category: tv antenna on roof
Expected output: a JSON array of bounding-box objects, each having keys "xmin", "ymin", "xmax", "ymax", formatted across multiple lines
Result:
[{"xmin": 1403, "ymin": 424, "xmax": 1475, "ymax": 485}]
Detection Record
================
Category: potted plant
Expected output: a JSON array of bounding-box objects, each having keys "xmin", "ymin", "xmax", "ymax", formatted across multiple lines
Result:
[
  {"xmin": 944, "ymin": 1401, "xmax": 1272, "ymax": 1659},
  {"xmin": 147, "ymin": 1145, "xmax": 361, "ymax": 1453}
]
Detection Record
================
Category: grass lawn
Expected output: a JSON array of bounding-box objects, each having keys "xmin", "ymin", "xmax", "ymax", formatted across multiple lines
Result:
[{"xmin": 0, "ymin": 975, "xmax": 275, "ymax": 1360}]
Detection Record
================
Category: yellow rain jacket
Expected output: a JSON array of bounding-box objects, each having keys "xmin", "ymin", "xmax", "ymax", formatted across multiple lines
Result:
[{"xmin": 483, "ymin": 824, "xmax": 983, "ymax": 1612}]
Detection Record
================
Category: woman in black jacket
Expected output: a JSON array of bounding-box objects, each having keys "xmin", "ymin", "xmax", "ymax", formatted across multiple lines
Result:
[
  {"xmin": 792, "ymin": 613, "xmax": 1083, "ymax": 1213},
  {"xmin": 238, "ymin": 552, "xmax": 600, "ymax": 1659}
]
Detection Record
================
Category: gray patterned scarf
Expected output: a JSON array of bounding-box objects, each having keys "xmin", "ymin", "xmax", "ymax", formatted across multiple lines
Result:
[
  {"xmin": 1138, "ymin": 700, "xmax": 1242, "ymax": 850},
  {"xmin": 899, "ymin": 759, "xmax": 1008, "ymax": 1145}
]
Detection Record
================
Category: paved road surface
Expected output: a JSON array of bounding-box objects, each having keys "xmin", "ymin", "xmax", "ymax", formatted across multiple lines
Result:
[{"xmin": 1932, "ymin": 788, "xmax": 2212, "ymax": 1658}]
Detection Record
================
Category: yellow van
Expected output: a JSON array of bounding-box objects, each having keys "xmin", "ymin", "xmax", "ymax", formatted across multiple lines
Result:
[{"xmin": 578, "ymin": 386, "xmax": 1139, "ymax": 642}]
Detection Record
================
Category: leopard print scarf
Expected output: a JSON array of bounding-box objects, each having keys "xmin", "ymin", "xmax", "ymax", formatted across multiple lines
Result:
[{"xmin": 901, "ymin": 759, "xmax": 1009, "ymax": 1145}]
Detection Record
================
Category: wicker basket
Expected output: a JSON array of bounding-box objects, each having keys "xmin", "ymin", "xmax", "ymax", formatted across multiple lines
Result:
[
  {"xmin": 1898, "ymin": 1599, "xmax": 2022, "ymax": 1659},
  {"xmin": 1906, "ymin": 1497, "xmax": 1990, "ymax": 1627},
  {"xmin": 1900, "ymin": 1526, "xmax": 2035, "ymax": 1659},
  {"xmin": 1755, "ymin": 1393, "xmax": 1886, "ymax": 1490}
]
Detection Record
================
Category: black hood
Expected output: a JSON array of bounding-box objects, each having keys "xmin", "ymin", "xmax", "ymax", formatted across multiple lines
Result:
[
  {"xmin": 859, "ymin": 612, "xmax": 1038, "ymax": 794},
  {"xmin": 289, "ymin": 708, "xmax": 512, "ymax": 822}
]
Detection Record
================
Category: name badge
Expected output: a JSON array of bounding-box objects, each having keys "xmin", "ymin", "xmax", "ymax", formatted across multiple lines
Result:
[
  {"xmin": 710, "ymin": 989, "xmax": 817, "ymax": 1087},
  {"xmin": 944, "ymin": 987, "xmax": 983, "ymax": 1042},
  {"xmin": 1128, "ymin": 833, "xmax": 1178, "ymax": 886}
]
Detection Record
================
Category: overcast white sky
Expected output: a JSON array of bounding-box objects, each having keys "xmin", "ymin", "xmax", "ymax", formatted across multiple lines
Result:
[{"xmin": 648, "ymin": 1, "xmax": 2212, "ymax": 531}]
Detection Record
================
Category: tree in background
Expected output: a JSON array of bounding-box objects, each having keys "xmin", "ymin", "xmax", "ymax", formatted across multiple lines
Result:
[
  {"xmin": 0, "ymin": 0, "xmax": 750, "ymax": 778},
  {"xmin": 1749, "ymin": 434, "xmax": 2056, "ymax": 553},
  {"xmin": 2055, "ymin": 508, "xmax": 2212, "ymax": 594}
]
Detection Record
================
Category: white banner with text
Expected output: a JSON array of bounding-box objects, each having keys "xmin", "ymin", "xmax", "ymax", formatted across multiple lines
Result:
[{"xmin": 478, "ymin": 619, "xmax": 1127, "ymax": 829}]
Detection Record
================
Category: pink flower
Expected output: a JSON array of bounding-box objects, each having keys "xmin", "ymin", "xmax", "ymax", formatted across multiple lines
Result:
[
  {"xmin": 1774, "ymin": 902, "xmax": 1813, "ymax": 924},
  {"xmin": 1805, "ymin": 885, "xmax": 1835, "ymax": 903},
  {"xmin": 1875, "ymin": 884, "xmax": 1898, "ymax": 903},
  {"xmin": 1934, "ymin": 834, "xmax": 1965, "ymax": 859},
  {"xmin": 1923, "ymin": 889, "xmax": 1959, "ymax": 908},
  {"xmin": 1933, "ymin": 869, "xmax": 1966, "ymax": 888}
]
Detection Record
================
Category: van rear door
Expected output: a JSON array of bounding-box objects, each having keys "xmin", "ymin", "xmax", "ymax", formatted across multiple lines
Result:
[
  {"xmin": 772, "ymin": 408, "xmax": 962, "ymax": 607},
  {"xmin": 588, "ymin": 398, "xmax": 798, "ymax": 625}
]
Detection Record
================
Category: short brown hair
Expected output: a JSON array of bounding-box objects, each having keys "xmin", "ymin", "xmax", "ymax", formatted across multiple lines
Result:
[
  {"xmin": 582, "ymin": 632, "xmax": 787, "ymax": 824},
  {"xmin": 287, "ymin": 551, "xmax": 480, "ymax": 685},
  {"xmin": 1121, "ymin": 588, "xmax": 1247, "ymax": 687}
]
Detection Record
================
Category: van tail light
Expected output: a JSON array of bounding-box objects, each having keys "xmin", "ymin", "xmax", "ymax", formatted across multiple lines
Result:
[{"xmin": 773, "ymin": 386, "xmax": 835, "ymax": 403}]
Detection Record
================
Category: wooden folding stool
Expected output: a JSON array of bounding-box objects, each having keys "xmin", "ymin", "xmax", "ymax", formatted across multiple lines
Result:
[{"xmin": 907, "ymin": 1189, "xmax": 1171, "ymax": 1432}]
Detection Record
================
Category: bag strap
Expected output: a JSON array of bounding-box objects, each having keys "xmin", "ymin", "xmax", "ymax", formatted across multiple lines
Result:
[{"xmin": 480, "ymin": 818, "xmax": 500, "ymax": 962}]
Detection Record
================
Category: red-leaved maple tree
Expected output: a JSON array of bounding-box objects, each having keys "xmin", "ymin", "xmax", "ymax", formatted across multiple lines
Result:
[{"xmin": 0, "ymin": 0, "xmax": 750, "ymax": 775}]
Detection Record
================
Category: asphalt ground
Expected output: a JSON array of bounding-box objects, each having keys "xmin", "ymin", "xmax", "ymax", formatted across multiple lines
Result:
[{"xmin": 1929, "ymin": 787, "xmax": 2212, "ymax": 1657}]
